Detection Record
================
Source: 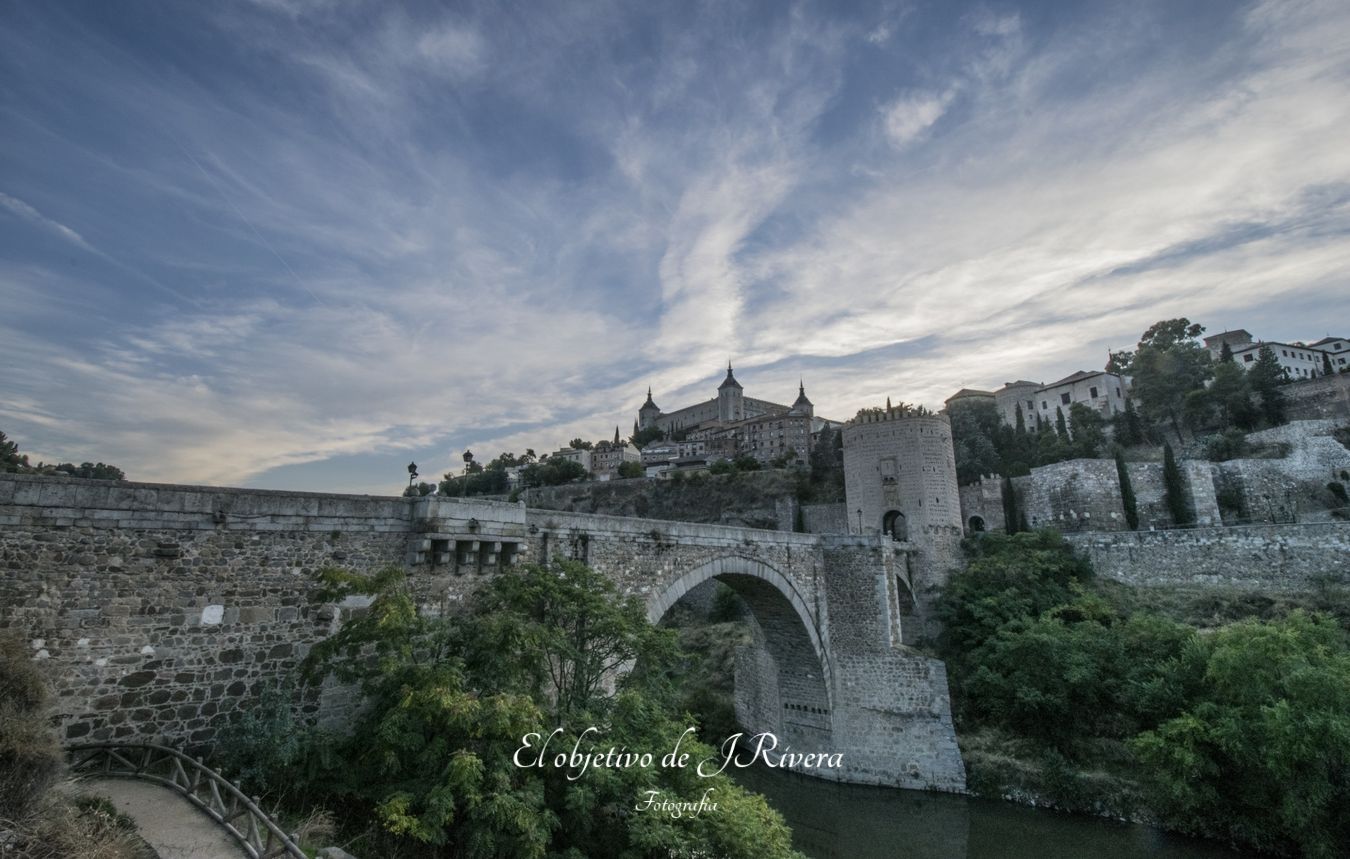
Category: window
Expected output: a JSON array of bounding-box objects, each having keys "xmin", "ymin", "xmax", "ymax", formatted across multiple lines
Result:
[
  {"xmin": 1026, "ymin": 400, "xmax": 1034, "ymax": 410},
  {"xmin": 1089, "ymin": 386, "xmax": 1098, "ymax": 399},
  {"xmin": 1060, "ymin": 392, "xmax": 1071, "ymax": 405},
  {"xmin": 1282, "ymin": 349, "xmax": 1288, "ymax": 356},
  {"xmin": 1244, "ymin": 354, "xmax": 1254, "ymax": 363},
  {"xmin": 1042, "ymin": 400, "xmax": 1048, "ymax": 409}
]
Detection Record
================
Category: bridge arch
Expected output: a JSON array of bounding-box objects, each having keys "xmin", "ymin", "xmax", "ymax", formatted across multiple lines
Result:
[{"xmin": 647, "ymin": 555, "xmax": 834, "ymax": 751}]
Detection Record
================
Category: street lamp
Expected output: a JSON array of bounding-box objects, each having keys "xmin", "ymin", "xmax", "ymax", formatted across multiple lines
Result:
[
  {"xmin": 855, "ymin": 508, "xmax": 863, "ymax": 535},
  {"xmin": 407, "ymin": 461, "xmax": 418, "ymax": 489},
  {"xmin": 461, "ymin": 449, "xmax": 474, "ymax": 498}
]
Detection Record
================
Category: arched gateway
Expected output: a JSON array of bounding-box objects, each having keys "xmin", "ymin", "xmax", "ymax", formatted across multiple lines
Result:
[{"xmin": 648, "ymin": 556, "xmax": 834, "ymax": 754}]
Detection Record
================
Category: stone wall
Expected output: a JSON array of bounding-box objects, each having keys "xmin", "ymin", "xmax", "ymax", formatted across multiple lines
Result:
[
  {"xmin": 0, "ymin": 474, "xmax": 415, "ymax": 745},
  {"xmin": 1285, "ymin": 372, "xmax": 1350, "ymax": 421},
  {"xmin": 963, "ymin": 421, "xmax": 1350, "ymax": 534},
  {"xmin": 801, "ymin": 502, "xmax": 848, "ymax": 534},
  {"xmin": 1066, "ymin": 522, "xmax": 1350, "ymax": 590},
  {"xmin": 0, "ymin": 473, "xmax": 969, "ymax": 792},
  {"xmin": 521, "ymin": 469, "xmax": 809, "ymax": 531}
]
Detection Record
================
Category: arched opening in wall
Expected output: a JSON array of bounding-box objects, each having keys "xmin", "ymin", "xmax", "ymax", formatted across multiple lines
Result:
[
  {"xmin": 651, "ymin": 560, "xmax": 833, "ymax": 758},
  {"xmin": 968, "ymin": 515, "xmax": 986, "ymax": 533},
  {"xmin": 882, "ymin": 509, "xmax": 907, "ymax": 541}
]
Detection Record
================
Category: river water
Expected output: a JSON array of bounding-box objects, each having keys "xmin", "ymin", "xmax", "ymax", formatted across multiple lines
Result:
[{"xmin": 730, "ymin": 767, "xmax": 1251, "ymax": 859}]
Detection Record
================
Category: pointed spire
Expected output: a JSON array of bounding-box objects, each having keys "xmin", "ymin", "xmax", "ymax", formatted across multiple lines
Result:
[
  {"xmin": 719, "ymin": 361, "xmax": 742, "ymax": 390},
  {"xmin": 614, "ymin": 425, "xmax": 621, "ymax": 444},
  {"xmin": 886, "ymin": 396, "xmax": 892, "ymax": 410}
]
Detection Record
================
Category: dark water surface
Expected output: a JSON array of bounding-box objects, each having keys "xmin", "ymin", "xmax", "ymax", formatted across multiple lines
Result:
[{"xmin": 730, "ymin": 767, "xmax": 1251, "ymax": 859}]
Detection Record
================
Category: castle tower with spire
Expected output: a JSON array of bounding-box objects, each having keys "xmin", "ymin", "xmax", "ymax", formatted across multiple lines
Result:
[
  {"xmin": 638, "ymin": 387, "xmax": 661, "ymax": 430},
  {"xmin": 717, "ymin": 362, "xmax": 744, "ymax": 422},
  {"xmin": 790, "ymin": 380, "xmax": 814, "ymax": 418}
]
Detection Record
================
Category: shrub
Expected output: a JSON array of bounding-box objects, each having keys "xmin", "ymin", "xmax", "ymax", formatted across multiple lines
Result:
[
  {"xmin": 1132, "ymin": 613, "xmax": 1350, "ymax": 858},
  {"xmin": 1205, "ymin": 428, "xmax": 1248, "ymax": 462},
  {"xmin": 0, "ymin": 633, "xmax": 62, "ymax": 821},
  {"xmin": 1328, "ymin": 481, "xmax": 1348, "ymax": 505}
]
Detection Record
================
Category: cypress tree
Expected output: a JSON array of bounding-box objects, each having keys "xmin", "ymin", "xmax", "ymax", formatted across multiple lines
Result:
[
  {"xmin": 1162, "ymin": 443, "xmax": 1192, "ymax": 526},
  {"xmin": 1002, "ymin": 476, "xmax": 1020, "ymax": 534},
  {"xmin": 1249, "ymin": 345, "xmax": 1288, "ymax": 426},
  {"xmin": 1323, "ymin": 352, "xmax": 1334, "ymax": 376},
  {"xmin": 1014, "ymin": 402, "xmax": 1026, "ymax": 434},
  {"xmin": 1115, "ymin": 448, "xmax": 1139, "ymax": 530},
  {"xmin": 1219, "ymin": 340, "xmax": 1234, "ymax": 363},
  {"xmin": 1055, "ymin": 406, "xmax": 1069, "ymax": 439}
]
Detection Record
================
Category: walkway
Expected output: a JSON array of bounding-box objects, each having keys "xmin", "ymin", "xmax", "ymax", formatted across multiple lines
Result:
[{"xmin": 80, "ymin": 777, "xmax": 246, "ymax": 859}]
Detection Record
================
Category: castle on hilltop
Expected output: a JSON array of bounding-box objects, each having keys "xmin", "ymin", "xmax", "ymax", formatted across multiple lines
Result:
[{"xmin": 635, "ymin": 364, "xmax": 839, "ymax": 468}]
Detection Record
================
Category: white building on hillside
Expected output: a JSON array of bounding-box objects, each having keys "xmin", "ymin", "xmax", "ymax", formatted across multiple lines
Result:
[{"xmin": 1034, "ymin": 371, "xmax": 1130, "ymax": 428}]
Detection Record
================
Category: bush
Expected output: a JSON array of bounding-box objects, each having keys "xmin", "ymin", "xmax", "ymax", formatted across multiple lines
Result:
[
  {"xmin": 0, "ymin": 633, "xmax": 62, "ymax": 821},
  {"xmin": 1328, "ymin": 481, "xmax": 1348, "ymax": 505},
  {"xmin": 1205, "ymin": 428, "xmax": 1248, "ymax": 462},
  {"xmin": 1132, "ymin": 613, "xmax": 1350, "ymax": 857}
]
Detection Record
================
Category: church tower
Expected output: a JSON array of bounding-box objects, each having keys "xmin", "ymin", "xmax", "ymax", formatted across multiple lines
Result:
[{"xmin": 717, "ymin": 362, "xmax": 744, "ymax": 422}]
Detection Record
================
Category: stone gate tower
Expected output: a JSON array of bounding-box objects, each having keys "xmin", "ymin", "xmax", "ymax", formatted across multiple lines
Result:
[{"xmin": 842, "ymin": 408, "xmax": 964, "ymax": 629}]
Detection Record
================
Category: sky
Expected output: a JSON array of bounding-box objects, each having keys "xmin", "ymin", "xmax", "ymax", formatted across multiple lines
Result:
[{"xmin": 2, "ymin": 0, "xmax": 1349, "ymax": 495}]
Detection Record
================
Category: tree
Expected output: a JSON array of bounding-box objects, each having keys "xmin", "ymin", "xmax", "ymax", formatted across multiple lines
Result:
[
  {"xmin": 567, "ymin": 438, "xmax": 593, "ymax": 450},
  {"xmin": 1323, "ymin": 352, "xmax": 1334, "ymax": 376},
  {"xmin": 1131, "ymin": 613, "xmax": 1350, "ymax": 858},
  {"xmin": 0, "ymin": 431, "xmax": 28, "ymax": 473},
  {"xmin": 809, "ymin": 424, "xmax": 838, "ymax": 484},
  {"xmin": 949, "ymin": 399, "xmax": 1004, "ymax": 484},
  {"xmin": 1162, "ymin": 443, "xmax": 1192, "ymax": 526},
  {"xmin": 1111, "ymin": 399, "xmax": 1146, "ymax": 447},
  {"xmin": 1207, "ymin": 359, "xmax": 1258, "ymax": 431},
  {"xmin": 616, "ymin": 460, "xmax": 644, "ymax": 479},
  {"xmin": 297, "ymin": 563, "xmax": 804, "ymax": 858},
  {"xmin": 1014, "ymin": 402, "xmax": 1026, "ymax": 434},
  {"xmin": 1114, "ymin": 319, "xmax": 1214, "ymax": 444},
  {"xmin": 1066, "ymin": 404, "xmax": 1106, "ymax": 458},
  {"xmin": 1054, "ymin": 406, "xmax": 1068, "ymax": 439},
  {"xmin": 630, "ymin": 425, "xmax": 665, "ymax": 449},
  {"xmin": 1115, "ymin": 449, "xmax": 1138, "ymax": 530},
  {"xmin": 1001, "ymin": 476, "xmax": 1020, "ymax": 534},
  {"xmin": 1249, "ymin": 345, "xmax": 1288, "ymax": 427}
]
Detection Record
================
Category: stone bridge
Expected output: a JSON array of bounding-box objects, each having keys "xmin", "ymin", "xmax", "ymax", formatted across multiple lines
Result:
[{"xmin": 0, "ymin": 474, "xmax": 966, "ymax": 792}]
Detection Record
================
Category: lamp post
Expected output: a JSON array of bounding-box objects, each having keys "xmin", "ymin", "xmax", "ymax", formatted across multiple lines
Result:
[
  {"xmin": 407, "ymin": 461, "xmax": 418, "ymax": 491},
  {"xmin": 855, "ymin": 508, "xmax": 863, "ymax": 535},
  {"xmin": 461, "ymin": 449, "xmax": 474, "ymax": 498}
]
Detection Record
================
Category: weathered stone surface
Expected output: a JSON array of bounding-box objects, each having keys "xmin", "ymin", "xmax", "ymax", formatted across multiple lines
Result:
[{"xmin": 0, "ymin": 472, "xmax": 968, "ymax": 792}]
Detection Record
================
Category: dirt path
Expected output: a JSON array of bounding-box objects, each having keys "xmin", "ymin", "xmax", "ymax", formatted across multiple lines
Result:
[{"xmin": 80, "ymin": 777, "xmax": 247, "ymax": 859}]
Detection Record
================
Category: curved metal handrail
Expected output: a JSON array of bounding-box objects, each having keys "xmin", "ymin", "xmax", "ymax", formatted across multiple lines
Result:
[{"xmin": 67, "ymin": 742, "xmax": 307, "ymax": 859}]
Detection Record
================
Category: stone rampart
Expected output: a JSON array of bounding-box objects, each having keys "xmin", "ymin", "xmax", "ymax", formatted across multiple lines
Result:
[
  {"xmin": 1065, "ymin": 522, "xmax": 1350, "ymax": 590},
  {"xmin": 1285, "ymin": 372, "xmax": 1350, "ymax": 421}
]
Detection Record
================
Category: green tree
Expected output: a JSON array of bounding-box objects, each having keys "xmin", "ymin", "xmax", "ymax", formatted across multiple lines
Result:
[
  {"xmin": 1248, "ymin": 345, "xmax": 1288, "ymax": 427},
  {"xmin": 1001, "ymin": 477, "xmax": 1020, "ymax": 535},
  {"xmin": 1115, "ymin": 449, "xmax": 1138, "ymax": 530},
  {"xmin": 0, "ymin": 432, "xmax": 29, "ymax": 473},
  {"xmin": 567, "ymin": 438, "xmax": 594, "ymax": 451},
  {"xmin": 1054, "ymin": 406, "xmax": 1068, "ymax": 439},
  {"xmin": 298, "ymin": 563, "xmax": 803, "ymax": 858},
  {"xmin": 1111, "ymin": 319, "xmax": 1214, "ymax": 444},
  {"xmin": 1162, "ymin": 443, "xmax": 1192, "ymax": 526},
  {"xmin": 1131, "ymin": 613, "xmax": 1350, "ymax": 858},
  {"xmin": 616, "ymin": 460, "xmax": 645, "ymax": 479},
  {"xmin": 1207, "ymin": 359, "xmax": 1258, "ymax": 431},
  {"xmin": 630, "ymin": 425, "xmax": 665, "ymax": 449},
  {"xmin": 1066, "ymin": 404, "xmax": 1106, "ymax": 458},
  {"xmin": 949, "ymin": 399, "xmax": 1005, "ymax": 484},
  {"xmin": 1323, "ymin": 351, "xmax": 1334, "ymax": 376}
]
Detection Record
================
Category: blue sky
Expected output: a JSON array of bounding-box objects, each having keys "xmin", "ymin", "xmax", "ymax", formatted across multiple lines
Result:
[{"xmin": 2, "ymin": 0, "xmax": 1348, "ymax": 494}]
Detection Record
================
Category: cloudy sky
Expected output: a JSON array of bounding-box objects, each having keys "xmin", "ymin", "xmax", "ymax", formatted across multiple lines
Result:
[{"xmin": 2, "ymin": 0, "xmax": 1348, "ymax": 494}]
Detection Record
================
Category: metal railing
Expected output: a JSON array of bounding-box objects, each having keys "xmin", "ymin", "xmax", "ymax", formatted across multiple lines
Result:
[{"xmin": 67, "ymin": 742, "xmax": 306, "ymax": 859}]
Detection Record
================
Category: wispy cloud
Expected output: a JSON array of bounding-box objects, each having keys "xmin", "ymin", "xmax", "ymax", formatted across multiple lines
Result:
[
  {"xmin": 0, "ymin": 192, "xmax": 97, "ymax": 254},
  {"xmin": 1, "ymin": 0, "xmax": 1348, "ymax": 494}
]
